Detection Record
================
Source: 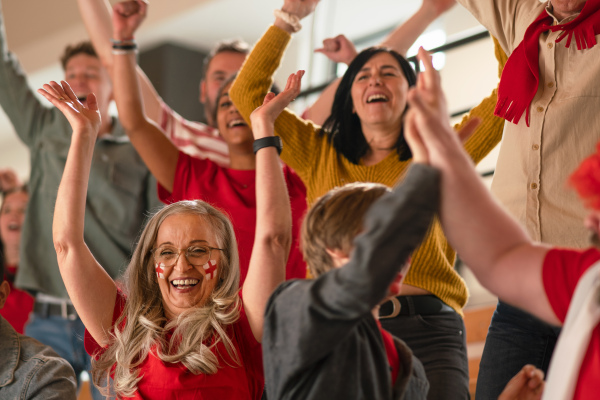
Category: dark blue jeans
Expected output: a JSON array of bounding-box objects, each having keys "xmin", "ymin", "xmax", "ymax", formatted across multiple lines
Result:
[
  {"xmin": 380, "ymin": 297, "xmax": 469, "ymax": 400},
  {"xmin": 25, "ymin": 312, "xmax": 105, "ymax": 400},
  {"xmin": 475, "ymin": 300, "xmax": 561, "ymax": 399}
]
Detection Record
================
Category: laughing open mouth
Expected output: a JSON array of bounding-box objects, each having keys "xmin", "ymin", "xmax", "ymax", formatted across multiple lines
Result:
[
  {"xmin": 228, "ymin": 119, "xmax": 248, "ymax": 128},
  {"xmin": 170, "ymin": 279, "xmax": 200, "ymax": 289},
  {"xmin": 366, "ymin": 94, "xmax": 389, "ymax": 103}
]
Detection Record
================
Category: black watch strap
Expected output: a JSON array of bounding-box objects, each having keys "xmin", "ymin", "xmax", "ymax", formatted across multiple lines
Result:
[{"xmin": 253, "ymin": 136, "xmax": 283, "ymax": 155}]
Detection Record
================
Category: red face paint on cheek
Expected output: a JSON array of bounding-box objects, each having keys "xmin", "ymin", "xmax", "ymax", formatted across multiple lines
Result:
[
  {"xmin": 202, "ymin": 260, "xmax": 218, "ymax": 281},
  {"xmin": 155, "ymin": 262, "xmax": 166, "ymax": 280}
]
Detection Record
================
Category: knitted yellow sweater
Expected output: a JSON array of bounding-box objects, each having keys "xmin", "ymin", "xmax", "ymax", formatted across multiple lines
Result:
[{"xmin": 231, "ymin": 26, "xmax": 507, "ymax": 314}]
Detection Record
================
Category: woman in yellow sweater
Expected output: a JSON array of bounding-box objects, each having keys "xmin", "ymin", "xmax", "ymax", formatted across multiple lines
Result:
[{"xmin": 230, "ymin": 1, "xmax": 506, "ymax": 398}]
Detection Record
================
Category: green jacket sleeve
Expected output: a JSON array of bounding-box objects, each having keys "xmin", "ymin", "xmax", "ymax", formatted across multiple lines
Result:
[{"xmin": 0, "ymin": 2, "xmax": 56, "ymax": 148}]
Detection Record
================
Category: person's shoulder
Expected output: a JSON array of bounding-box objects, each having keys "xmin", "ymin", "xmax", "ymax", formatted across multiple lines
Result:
[
  {"xmin": 18, "ymin": 334, "xmax": 64, "ymax": 364},
  {"xmin": 542, "ymin": 247, "xmax": 600, "ymax": 302},
  {"xmin": 282, "ymin": 164, "xmax": 307, "ymax": 191},
  {"xmin": 181, "ymin": 153, "xmax": 220, "ymax": 177},
  {"xmin": 16, "ymin": 334, "xmax": 77, "ymax": 395},
  {"xmin": 544, "ymin": 247, "xmax": 600, "ymax": 276},
  {"xmin": 266, "ymin": 279, "xmax": 311, "ymax": 311}
]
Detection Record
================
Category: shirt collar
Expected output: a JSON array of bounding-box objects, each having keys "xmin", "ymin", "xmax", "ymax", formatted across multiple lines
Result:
[{"xmin": 97, "ymin": 117, "xmax": 130, "ymax": 143}]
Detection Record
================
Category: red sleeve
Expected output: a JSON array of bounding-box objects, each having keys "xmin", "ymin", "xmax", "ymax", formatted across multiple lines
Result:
[
  {"xmin": 235, "ymin": 303, "xmax": 264, "ymax": 399},
  {"xmin": 157, "ymin": 152, "xmax": 214, "ymax": 204},
  {"xmin": 283, "ymin": 165, "xmax": 307, "ymax": 198},
  {"xmin": 84, "ymin": 290, "xmax": 127, "ymax": 358},
  {"xmin": 542, "ymin": 247, "xmax": 600, "ymax": 323}
]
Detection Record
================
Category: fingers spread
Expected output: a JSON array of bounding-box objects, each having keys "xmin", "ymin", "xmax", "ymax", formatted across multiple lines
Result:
[
  {"xmin": 43, "ymin": 81, "xmax": 63, "ymax": 99},
  {"xmin": 404, "ymin": 108, "xmax": 429, "ymax": 164},
  {"xmin": 61, "ymin": 81, "xmax": 80, "ymax": 105},
  {"xmin": 417, "ymin": 47, "xmax": 439, "ymax": 92},
  {"xmin": 86, "ymin": 93, "xmax": 99, "ymax": 112},
  {"xmin": 262, "ymin": 92, "xmax": 277, "ymax": 106},
  {"xmin": 37, "ymin": 88, "xmax": 64, "ymax": 108}
]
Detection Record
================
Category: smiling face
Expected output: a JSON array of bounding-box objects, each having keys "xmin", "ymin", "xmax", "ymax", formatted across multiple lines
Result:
[
  {"xmin": 0, "ymin": 190, "xmax": 28, "ymax": 248},
  {"xmin": 200, "ymin": 51, "xmax": 247, "ymax": 125},
  {"xmin": 350, "ymin": 52, "xmax": 409, "ymax": 132},
  {"xmin": 216, "ymin": 82, "xmax": 253, "ymax": 150},
  {"xmin": 154, "ymin": 213, "xmax": 223, "ymax": 319},
  {"xmin": 64, "ymin": 53, "xmax": 113, "ymax": 116}
]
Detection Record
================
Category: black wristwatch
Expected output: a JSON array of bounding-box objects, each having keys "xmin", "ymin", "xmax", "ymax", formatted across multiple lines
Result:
[{"xmin": 253, "ymin": 136, "xmax": 283, "ymax": 155}]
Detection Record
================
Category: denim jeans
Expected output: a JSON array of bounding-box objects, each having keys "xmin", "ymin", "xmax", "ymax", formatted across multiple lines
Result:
[
  {"xmin": 25, "ymin": 312, "xmax": 105, "ymax": 400},
  {"xmin": 475, "ymin": 300, "xmax": 561, "ymax": 399},
  {"xmin": 380, "ymin": 297, "xmax": 470, "ymax": 400}
]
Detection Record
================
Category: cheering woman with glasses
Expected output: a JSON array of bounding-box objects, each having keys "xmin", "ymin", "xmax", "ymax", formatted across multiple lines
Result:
[
  {"xmin": 103, "ymin": 1, "xmax": 307, "ymax": 286},
  {"xmin": 43, "ymin": 66, "xmax": 304, "ymax": 398}
]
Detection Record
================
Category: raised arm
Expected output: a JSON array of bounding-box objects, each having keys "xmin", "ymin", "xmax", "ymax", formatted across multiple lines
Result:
[
  {"xmin": 242, "ymin": 72, "xmax": 303, "ymax": 341},
  {"xmin": 77, "ymin": 0, "xmax": 164, "ymax": 122},
  {"xmin": 383, "ymin": 0, "xmax": 456, "ymax": 53},
  {"xmin": 404, "ymin": 48, "xmax": 557, "ymax": 325},
  {"xmin": 0, "ymin": 0, "xmax": 54, "ymax": 147},
  {"xmin": 229, "ymin": 0, "xmax": 324, "ymax": 179},
  {"xmin": 41, "ymin": 81, "xmax": 117, "ymax": 346},
  {"xmin": 304, "ymin": 0, "xmax": 456, "ymax": 125},
  {"xmin": 111, "ymin": 1, "xmax": 179, "ymax": 192},
  {"xmin": 263, "ymin": 154, "xmax": 440, "ymax": 377}
]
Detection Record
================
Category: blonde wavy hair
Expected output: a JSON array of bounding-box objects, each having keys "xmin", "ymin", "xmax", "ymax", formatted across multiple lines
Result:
[{"xmin": 91, "ymin": 200, "xmax": 241, "ymax": 397}]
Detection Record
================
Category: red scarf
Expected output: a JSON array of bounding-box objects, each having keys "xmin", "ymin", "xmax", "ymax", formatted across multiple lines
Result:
[{"xmin": 495, "ymin": 0, "xmax": 600, "ymax": 126}]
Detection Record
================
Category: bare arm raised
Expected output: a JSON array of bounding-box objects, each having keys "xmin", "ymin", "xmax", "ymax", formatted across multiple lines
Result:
[
  {"xmin": 77, "ymin": 0, "xmax": 164, "ymax": 123},
  {"xmin": 404, "ymin": 48, "xmax": 557, "ymax": 325},
  {"xmin": 242, "ymin": 71, "xmax": 304, "ymax": 341},
  {"xmin": 304, "ymin": 0, "xmax": 456, "ymax": 125},
  {"xmin": 42, "ymin": 81, "xmax": 117, "ymax": 346},
  {"xmin": 111, "ymin": 1, "xmax": 179, "ymax": 192}
]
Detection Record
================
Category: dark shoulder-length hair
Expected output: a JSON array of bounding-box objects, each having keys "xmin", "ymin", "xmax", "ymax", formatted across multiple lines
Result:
[{"xmin": 321, "ymin": 47, "xmax": 417, "ymax": 164}]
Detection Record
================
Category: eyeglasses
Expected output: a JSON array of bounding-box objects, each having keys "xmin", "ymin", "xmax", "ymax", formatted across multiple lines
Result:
[{"xmin": 151, "ymin": 245, "xmax": 224, "ymax": 267}]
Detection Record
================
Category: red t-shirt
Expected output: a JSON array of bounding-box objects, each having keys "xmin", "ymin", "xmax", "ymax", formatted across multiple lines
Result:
[
  {"xmin": 542, "ymin": 247, "xmax": 600, "ymax": 400},
  {"xmin": 0, "ymin": 265, "xmax": 34, "ymax": 334},
  {"xmin": 158, "ymin": 152, "xmax": 307, "ymax": 284},
  {"xmin": 84, "ymin": 292, "xmax": 264, "ymax": 400},
  {"xmin": 375, "ymin": 319, "xmax": 400, "ymax": 385}
]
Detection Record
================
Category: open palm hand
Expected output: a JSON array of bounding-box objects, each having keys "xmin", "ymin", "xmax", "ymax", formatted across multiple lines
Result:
[
  {"xmin": 38, "ymin": 80, "xmax": 101, "ymax": 137},
  {"xmin": 250, "ymin": 70, "xmax": 304, "ymax": 138}
]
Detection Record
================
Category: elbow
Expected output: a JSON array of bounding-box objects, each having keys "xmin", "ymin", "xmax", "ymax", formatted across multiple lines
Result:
[
  {"xmin": 259, "ymin": 230, "xmax": 292, "ymax": 257},
  {"xmin": 52, "ymin": 234, "xmax": 72, "ymax": 266},
  {"xmin": 52, "ymin": 223, "xmax": 83, "ymax": 266}
]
